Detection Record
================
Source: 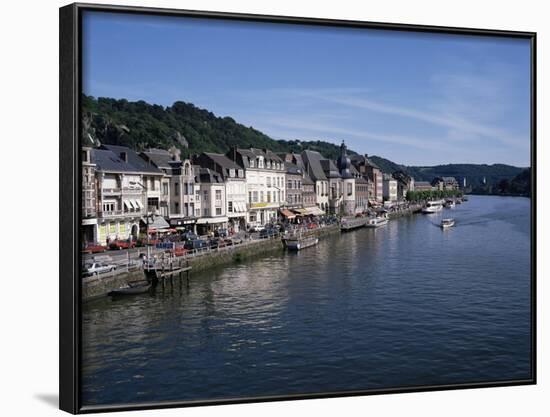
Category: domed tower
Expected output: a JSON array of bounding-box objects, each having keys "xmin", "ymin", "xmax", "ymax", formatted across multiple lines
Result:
[{"xmin": 336, "ymin": 141, "xmax": 356, "ymax": 215}]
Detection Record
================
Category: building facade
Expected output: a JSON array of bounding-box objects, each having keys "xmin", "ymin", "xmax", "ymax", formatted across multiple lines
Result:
[
  {"xmin": 336, "ymin": 141, "xmax": 356, "ymax": 216},
  {"xmin": 195, "ymin": 167, "xmax": 227, "ymax": 235},
  {"xmin": 382, "ymin": 174, "xmax": 398, "ymax": 202},
  {"xmin": 194, "ymin": 152, "xmax": 247, "ymax": 232},
  {"xmin": 81, "ymin": 147, "xmax": 98, "ymax": 244},
  {"xmin": 228, "ymin": 148, "xmax": 286, "ymax": 227},
  {"xmin": 301, "ymin": 150, "xmax": 329, "ymax": 213}
]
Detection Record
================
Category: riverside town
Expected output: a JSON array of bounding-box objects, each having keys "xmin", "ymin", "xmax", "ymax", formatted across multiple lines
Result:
[{"xmin": 81, "ymin": 140, "xmax": 467, "ymax": 299}]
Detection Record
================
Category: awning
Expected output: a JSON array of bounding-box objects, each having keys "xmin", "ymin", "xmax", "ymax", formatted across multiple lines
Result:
[
  {"xmin": 123, "ymin": 200, "xmax": 133, "ymax": 210},
  {"xmin": 196, "ymin": 216, "xmax": 229, "ymax": 225},
  {"xmin": 306, "ymin": 207, "xmax": 325, "ymax": 216},
  {"xmin": 143, "ymin": 215, "xmax": 170, "ymax": 230},
  {"xmin": 292, "ymin": 208, "xmax": 308, "ymax": 215},
  {"xmin": 280, "ymin": 209, "xmax": 296, "ymax": 219},
  {"xmin": 134, "ymin": 199, "xmax": 144, "ymax": 209}
]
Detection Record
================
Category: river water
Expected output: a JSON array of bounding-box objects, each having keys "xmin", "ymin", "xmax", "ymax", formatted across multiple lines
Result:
[{"xmin": 81, "ymin": 195, "xmax": 532, "ymax": 406}]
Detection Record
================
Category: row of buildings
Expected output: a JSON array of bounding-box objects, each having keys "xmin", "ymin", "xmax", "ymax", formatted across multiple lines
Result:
[{"xmin": 81, "ymin": 141, "xmax": 458, "ymax": 245}]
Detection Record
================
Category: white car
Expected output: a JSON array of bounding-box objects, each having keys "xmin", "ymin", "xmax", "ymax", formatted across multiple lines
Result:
[{"xmin": 83, "ymin": 262, "xmax": 117, "ymax": 276}]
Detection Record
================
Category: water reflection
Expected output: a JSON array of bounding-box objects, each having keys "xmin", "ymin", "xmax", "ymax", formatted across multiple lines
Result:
[{"xmin": 82, "ymin": 196, "xmax": 532, "ymax": 406}]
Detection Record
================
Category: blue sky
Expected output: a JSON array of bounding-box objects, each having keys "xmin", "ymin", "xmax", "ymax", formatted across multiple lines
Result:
[{"xmin": 82, "ymin": 11, "xmax": 531, "ymax": 167}]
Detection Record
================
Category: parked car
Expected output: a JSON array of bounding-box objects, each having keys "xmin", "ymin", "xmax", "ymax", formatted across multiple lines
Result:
[
  {"xmin": 248, "ymin": 224, "xmax": 265, "ymax": 232},
  {"xmin": 183, "ymin": 239, "xmax": 209, "ymax": 251},
  {"xmin": 82, "ymin": 243, "xmax": 107, "ymax": 254},
  {"xmin": 109, "ymin": 240, "xmax": 136, "ymax": 250},
  {"xmin": 214, "ymin": 228, "xmax": 229, "ymax": 238},
  {"xmin": 182, "ymin": 231, "xmax": 198, "ymax": 241},
  {"xmin": 83, "ymin": 262, "xmax": 116, "ymax": 276},
  {"xmin": 259, "ymin": 228, "xmax": 278, "ymax": 239},
  {"xmin": 231, "ymin": 236, "xmax": 244, "ymax": 245},
  {"xmin": 170, "ymin": 246, "xmax": 188, "ymax": 257}
]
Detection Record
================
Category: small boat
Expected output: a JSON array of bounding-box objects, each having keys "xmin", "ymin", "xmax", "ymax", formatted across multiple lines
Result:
[
  {"xmin": 444, "ymin": 199, "xmax": 456, "ymax": 208},
  {"xmin": 440, "ymin": 218, "xmax": 455, "ymax": 229},
  {"xmin": 340, "ymin": 217, "xmax": 368, "ymax": 231},
  {"xmin": 108, "ymin": 282, "xmax": 151, "ymax": 297},
  {"xmin": 422, "ymin": 200, "xmax": 444, "ymax": 213},
  {"xmin": 365, "ymin": 216, "xmax": 388, "ymax": 228},
  {"xmin": 285, "ymin": 236, "xmax": 319, "ymax": 251}
]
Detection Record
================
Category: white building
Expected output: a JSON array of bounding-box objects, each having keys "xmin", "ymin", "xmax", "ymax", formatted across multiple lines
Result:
[
  {"xmin": 140, "ymin": 149, "xmax": 200, "ymax": 231},
  {"xmin": 228, "ymin": 148, "xmax": 286, "ymax": 227},
  {"xmin": 92, "ymin": 147, "xmax": 159, "ymax": 245},
  {"xmin": 195, "ymin": 167, "xmax": 227, "ymax": 235},
  {"xmin": 195, "ymin": 152, "xmax": 247, "ymax": 232},
  {"xmin": 383, "ymin": 174, "xmax": 398, "ymax": 203}
]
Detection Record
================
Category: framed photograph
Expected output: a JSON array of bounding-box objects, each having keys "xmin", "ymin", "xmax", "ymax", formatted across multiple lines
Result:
[{"xmin": 59, "ymin": 3, "xmax": 536, "ymax": 413}]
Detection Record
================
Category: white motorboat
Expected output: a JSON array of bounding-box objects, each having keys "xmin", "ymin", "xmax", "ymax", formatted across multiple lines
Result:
[
  {"xmin": 445, "ymin": 199, "xmax": 456, "ymax": 208},
  {"xmin": 440, "ymin": 218, "xmax": 455, "ymax": 229},
  {"xmin": 422, "ymin": 200, "xmax": 444, "ymax": 214},
  {"xmin": 365, "ymin": 216, "xmax": 389, "ymax": 228}
]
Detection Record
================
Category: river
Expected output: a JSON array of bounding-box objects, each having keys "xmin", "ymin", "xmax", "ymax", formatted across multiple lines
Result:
[{"xmin": 81, "ymin": 195, "xmax": 532, "ymax": 406}]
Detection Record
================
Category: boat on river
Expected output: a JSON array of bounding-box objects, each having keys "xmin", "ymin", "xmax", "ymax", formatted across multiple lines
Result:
[
  {"xmin": 365, "ymin": 216, "xmax": 388, "ymax": 228},
  {"xmin": 340, "ymin": 217, "xmax": 368, "ymax": 231},
  {"xmin": 422, "ymin": 200, "xmax": 444, "ymax": 213},
  {"xmin": 444, "ymin": 199, "xmax": 456, "ymax": 208},
  {"xmin": 440, "ymin": 218, "xmax": 455, "ymax": 229},
  {"xmin": 108, "ymin": 281, "xmax": 152, "ymax": 297},
  {"xmin": 285, "ymin": 236, "xmax": 319, "ymax": 251}
]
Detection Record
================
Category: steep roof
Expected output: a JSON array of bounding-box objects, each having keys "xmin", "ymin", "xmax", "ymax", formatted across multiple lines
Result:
[
  {"xmin": 284, "ymin": 161, "xmax": 303, "ymax": 176},
  {"xmin": 301, "ymin": 150, "xmax": 327, "ymax": 181},
  {"xmin": 101, "ymin": 144, "xmax": 162, "ymax": 174},
  {"xmin": 140, "ymin": 149, "xmax": 175, "ymax": 170},
  {"xmin": 320, "ymin": 159, "xmax": 341, "ymax": 178},
  {"xmin": 91, "ymin": 149, "xmax": 138, "ymax": 173}
]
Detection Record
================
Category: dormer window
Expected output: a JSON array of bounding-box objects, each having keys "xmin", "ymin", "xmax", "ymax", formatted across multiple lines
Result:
[
  {"xmin": 249, "ymin": 158, "xmax": 255, "ymax": 168},
  {"xmin": 258, "ymin": 157, "xmax": 264, "ymax": 168},
  {"xmin": 238, "ymin": 169, "xmax": 244, "ymax": 178},
  {"xmin": 229, "ymin": 169, "xmax": 235, "ymax": 178}
]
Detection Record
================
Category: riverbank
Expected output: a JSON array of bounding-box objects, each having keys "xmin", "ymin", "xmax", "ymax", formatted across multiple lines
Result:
[
  {"xmin": 82, "ymin": 204, "xmax": 427, "ymax": 301},
  {"xmin": 82, "ymin": 224, "xmax": 340, "ymax": 301}
]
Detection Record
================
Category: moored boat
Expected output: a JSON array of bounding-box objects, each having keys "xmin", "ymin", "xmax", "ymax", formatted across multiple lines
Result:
[
  {"xmin": 285, "ymin": 236, "xmax": 319, "ymax": 251},
  {"xmin": 108, "ymin": 282, "xmax": 152, "ymax": 297},
  {"xmin": 365, "ymin": 216, "xmax": 388, "ymax": 228},
  {"xmin": 340, "ymin": 217, "xmax": 368, "ymax": 231},
  {"xmin": 444, "ymin": 199, "xmax": 456, "ymax": 208},
  {"xmin": 440, "ymin": 218, "xmax": 455, "ymax": 229},
  {"xmin": 422, "ymin": 200, "xmax": 444, "ymax": 213}
]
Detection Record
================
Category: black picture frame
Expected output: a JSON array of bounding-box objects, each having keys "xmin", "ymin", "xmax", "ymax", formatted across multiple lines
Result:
[{"xmin": 59, "ymin": 3, "xmax": 537, "ymax": 414}]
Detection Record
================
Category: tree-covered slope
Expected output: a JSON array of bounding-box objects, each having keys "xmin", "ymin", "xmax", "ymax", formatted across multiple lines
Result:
[{"xmin": 82, "ymin": 95, "xmax": 525, "ymax": 188}]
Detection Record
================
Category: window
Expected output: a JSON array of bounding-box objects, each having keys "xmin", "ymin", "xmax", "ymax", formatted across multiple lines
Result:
[
  {"xmin": 258, "ymin": 158, "xmax": 263, "ymax": 168},
  {"xmin": 174, "ymin": 182, "xmax": 179, "ymax": 196},
  {"xmin": 249, "ymin": 159, "xmax": 255, "ymax": 168},
  {"xmin": 204, "ymin": 208, "xmax": 209, "ymax": 216},
  {"xmin": 267, "ymin": 177, "xmax": 271, "ymax": 187},
  {"xmin": 228, "ymin": 201, "xmax": 233, "ymax": 212},
  {"xmin": 203, "ymin": 190, "xmax": 208, "ymax": 201},
  {"xmin": 238, "ymin": 169, "xmax": 244, "ymax": 178},
  {"xmin": 253, "ymin": 191, "xmax": 258, "ymax": 203},
  {"xmin": 215, "ymin": 189, "xmax": 222, "ymax": 202},
  {"xmin": 347, "ymin": 183, "xmax": 353, "ymax": 196},
  {"xmin": 102, "ymin": 202, "xmax": 115, "ymax": 213},
  {"xmin": 195, "ymin": 190, "xmax": 200, "ymax": 201},
  {"xmin": 260, "ymin": 191, "xmax": 264, "ymax": 202},
  {"xmin": 216, "ymin": 207, "xmax": 222, "ymax": 216},
  {"xmin": 151, "ymin": 178, "xmax": 156, "ymax": 191},
  {"xmin": 229, "ymin": 169, "xmax": 235, "ymax": 178},
  {"xmin": 249, "ymin": 192, "xmax": 253, "ymax": 203},
  {"xmin": 288, "ymin": 180, "xmax": 292, "ymax": 190},
  {"xmin": 174, "ymin": 202, "xmax": 179, "ymax": 213},
  {"xmin": 267, "ymin": 191, "xmax": 271, "ymax": 203},
  {"xmin": 195, "ymin": 208, "xmax": 200, "ymax": 217},
  {"xmin": 162, "ymin": 183, "xmax": 169, "ymax": 195}
]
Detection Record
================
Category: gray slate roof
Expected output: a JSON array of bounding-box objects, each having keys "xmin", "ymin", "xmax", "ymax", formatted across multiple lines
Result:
[
  {"xmin": 100, "ymin": 144, "xmax": 162, "ymax": 174},
  {"xmin": 301, "ymin": 150, "xmax": 327, "ymax": 181}
]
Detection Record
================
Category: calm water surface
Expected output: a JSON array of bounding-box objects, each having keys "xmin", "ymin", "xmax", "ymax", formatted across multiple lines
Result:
[{"xmin": 82, "ymin": 195, "xmax": 532, "ymax": 406}]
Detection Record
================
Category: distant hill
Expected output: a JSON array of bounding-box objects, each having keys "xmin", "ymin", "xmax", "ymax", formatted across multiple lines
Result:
[
  {"xmin": 370, "ymin": 155, "xmax": 526, "ymax": 188},
  {"xmin": 81, "ymin": 95, "xmax": 350, "ymax": 160},
  {"xmin": 82, "ymin": 95, "xmax": 525, "ymax": 188}
]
